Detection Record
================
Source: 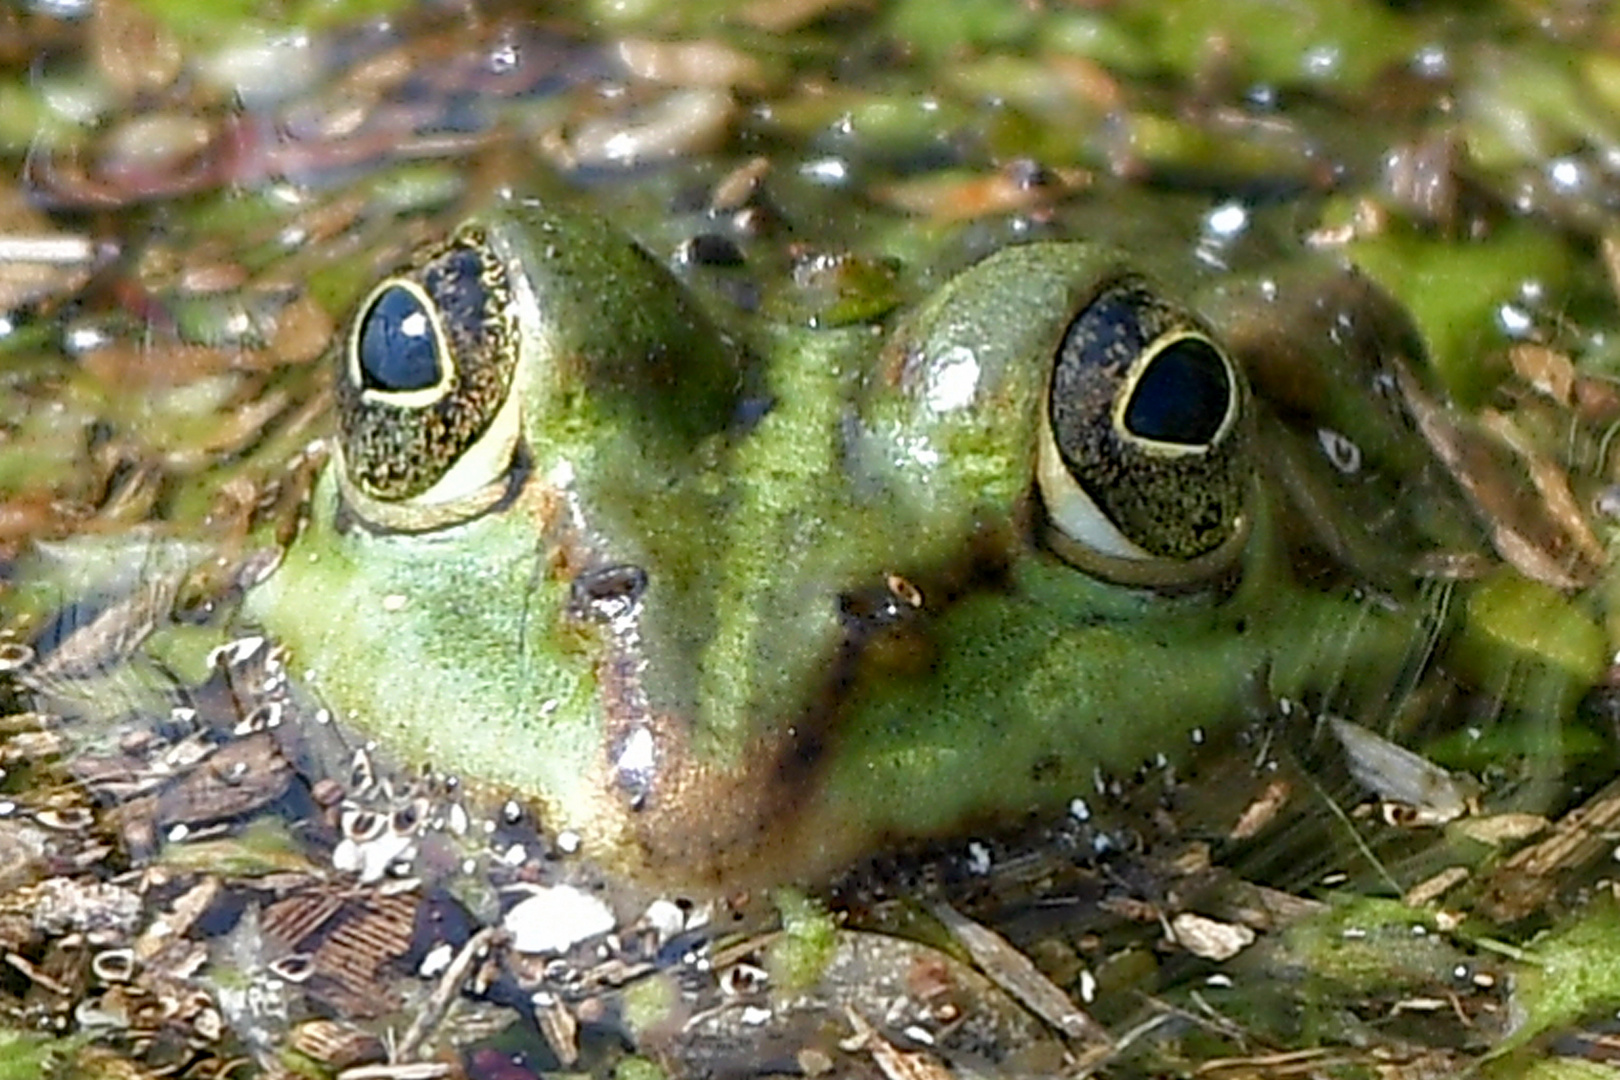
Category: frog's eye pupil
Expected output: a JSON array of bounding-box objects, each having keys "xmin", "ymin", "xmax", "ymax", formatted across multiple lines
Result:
[
  {"xmin": 1039, "ymin": 277, "xmax": 1250, "ymax": 585},
  {"xmin": 1122, "ymin": 336, "xmax": 1232, "ymax": 446},
  {"xmin": 357, "ymin": 285, "xmax": 442, "ymax": 392}
]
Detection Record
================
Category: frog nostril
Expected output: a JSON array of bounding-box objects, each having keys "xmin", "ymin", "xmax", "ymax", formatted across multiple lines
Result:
[
  {"xmin": 678, "ymin": 233, "xmax": 746, "ymax": 267},
  {"xmin": 839, "ymin": 574, "xmax": 925, "ymax": 634},
  {"xmin": 356, "ymin": 284, "xmax": 444, "ymax": 393},
  {"xmin": 570, "ymin": 565, "xmax": 649, "ymax": 622}
]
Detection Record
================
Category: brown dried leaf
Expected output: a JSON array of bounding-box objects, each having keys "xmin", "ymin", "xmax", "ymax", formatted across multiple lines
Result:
[
  {"xmin": 270, "ymin": 295, "xmax": 335, "ymax": 366},
  {"xmin": 1397, "ymin": 364, "xmax": 1604, "ymax": 589},
  {"xmin": 1450, "ymin": 812, "xmax": 1548, "ymax": 846},
  {"xmin": 875, "ymin": 163, "xmax": 1090, "ymax": 222},
  {"xmin": 616, "ymin": 39, "xmax": 767, "ymax": 90},
  {"xmin": 90, "ymin": 0, "xmax": 182, "ymax": 99},
  {"xmin": 929, "ymin": 901, "xmax": 1111, "ymax": 1045},
  {"xmin": 1481, "ymin": 408, "xmax": 1607, "ymax": 564},
  {"xmin": 1229, "ymin": 780, "xmax": 1293, "ymax": 840},
  {"xmin": 1476, "ymin": 775, "xmax": 1620, "ymax": 922},
  {"xmin": 844, "ymin": 1007, "xmax": 954, "ymax": 1080},
  {"xmin": 1402, "ymin": 867, "xmax": 1470, "ymax": 907},
  {"xmin": 80, "ymin": 342, "xmax": 241, "ymax": 387},
  {"xmin": 1168, "ymin": 912, "xmax": 1256, "ymax": 961},
  {"xmin": 262, "ymin": 886, "xmax": 419, "ymax": 1018},
  {"xmin": 292, "ymin": 1019, "xmax": 387, "ymax": 1071},
  {"xmin": 151, "ymin": 733, "xmax": 295, "ymax": 829},
  {"xmin": 1329, "ymin": 717, "xmax": 1475, "ymax": 823},
  {"xmin": 711, "ymin": 155, "xmax": 772, "ymax": 211},
  {"xmin": 549, "ymin": 89, "xmax": 737, "ymax": 169},
  {"xmin": 1508, "ymin": 343, "xmax": 1575, "ymax": 407},
  {"xmin": 28, "ymin": 574, "xmax": 176, "ymax": 682}
]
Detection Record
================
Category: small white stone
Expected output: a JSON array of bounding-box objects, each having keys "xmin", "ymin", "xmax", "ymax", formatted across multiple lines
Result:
[
  {"xmin": 418, "ymin": 943, "xmax": 454, "ymax": 978},
  {"xmin": 644, "ymin": 899, "xmax": 686, "ymax": 940},
  {"xmin": 332, "ymin": 838, "xmax": 362, "ymax": 874},
  {"xmin": 333, "ymin": 830, "xmax": 414, "ymax": 883},
  {"xmin": 504, "ymin": 886, "xmax": 617, "ymax": 955}
]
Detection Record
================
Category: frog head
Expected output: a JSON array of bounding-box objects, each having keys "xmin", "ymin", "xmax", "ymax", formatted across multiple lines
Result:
[{"xmin": 249, "ymin": 191, "xmax": 1483, "ymax": 887}]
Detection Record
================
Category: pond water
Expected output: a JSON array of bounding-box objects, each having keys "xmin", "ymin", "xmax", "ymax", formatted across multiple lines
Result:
[{"xmin": 4, "ymin": 1, "xmax": 1620, "ymax": 1076}]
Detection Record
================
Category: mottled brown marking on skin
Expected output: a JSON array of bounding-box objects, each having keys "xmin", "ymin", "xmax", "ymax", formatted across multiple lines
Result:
[
  {"xmin": 527, "ymin": 485, "xmax": 563, "ymax": 533},
  {"xmin": 584, "ymin": 611, "xmax": 824, "ymax": 885},
  {"xmin": 649, "ymin": 736, "xmax": 876, "ymax": 887},
  {"xmin": 581, "ymin": 540, "xmax": 1030, "ymax": 889},
  {"xmin": 877, "ymin": 337, "xmax": 921, "ymax": 392},
  {"xmin": 511, "ymin": 461, "xmax": 628, "ymax": 590}
]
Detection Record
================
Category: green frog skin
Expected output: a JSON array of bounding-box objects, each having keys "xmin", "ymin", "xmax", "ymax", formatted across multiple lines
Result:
[{"xmin": 247, "ymin": 191, "xmax": 1486, "ymax": 888}]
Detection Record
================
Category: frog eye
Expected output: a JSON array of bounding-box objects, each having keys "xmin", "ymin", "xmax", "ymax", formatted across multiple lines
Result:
[
  {"xmin": 355, "ymin": 283, "xmax": 450, "ymax": 396},
  {"xmin": 1037, "ymin": 280, "xmax": 1252, "ymax": 587},
  {"xmin": 337, "ymin": 227, "xmax": 521, "ymax": 527}
]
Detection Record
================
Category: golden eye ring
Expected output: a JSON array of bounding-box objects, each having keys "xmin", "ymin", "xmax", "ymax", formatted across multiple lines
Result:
[
  {"xmin": 1038, "ymin": 279, "xmax": 1252, "ymax": 588},
  {"xmin": 336, "ymin": 226, "xmax": 522, "ymax": 525}
]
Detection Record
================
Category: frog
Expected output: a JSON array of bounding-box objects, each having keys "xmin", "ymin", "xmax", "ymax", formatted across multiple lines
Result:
[{"xmin": 244, "ymin": 187, "xmax": 1520, "ymax": 891}]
